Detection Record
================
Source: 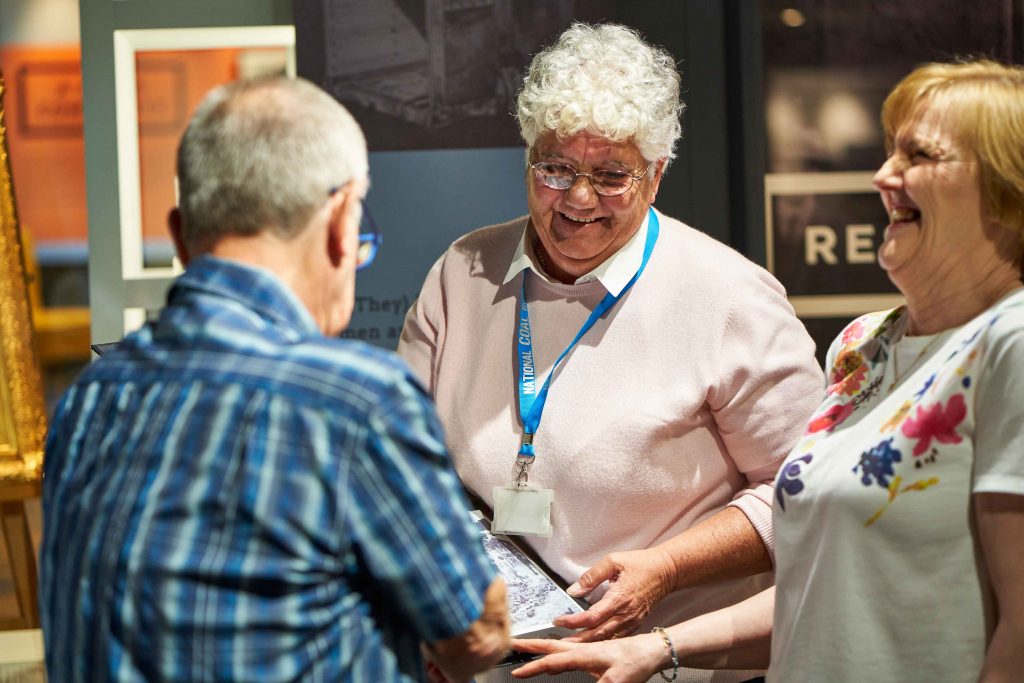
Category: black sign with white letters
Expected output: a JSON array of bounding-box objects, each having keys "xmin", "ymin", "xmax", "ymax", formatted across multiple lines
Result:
[{"xmin": 770, "ymin": 191, "xmax": 897, "ymax": 297}]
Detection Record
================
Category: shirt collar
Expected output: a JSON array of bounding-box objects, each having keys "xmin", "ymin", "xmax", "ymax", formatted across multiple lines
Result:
[
  {"xmin": 169, "ymin": 254, "xmax": 320, "ymax": 338},
  {"xmin": 501, "ymin": 210, "xmax": 651, "ymax": 297}
]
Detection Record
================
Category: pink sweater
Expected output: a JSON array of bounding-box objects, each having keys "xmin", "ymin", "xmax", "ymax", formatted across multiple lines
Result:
[{"xmin": 399, "ymin": 211, "xmax": 823, "ymax": 630}]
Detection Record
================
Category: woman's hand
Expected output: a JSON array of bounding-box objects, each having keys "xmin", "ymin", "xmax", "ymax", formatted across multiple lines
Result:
[
  {"xmin": 553, "ymin": 547, "xmax": 677, "ymax": 641},
  {"xmin": 511, "ymin": 633, "xmax": 667, "ymax": 681}
]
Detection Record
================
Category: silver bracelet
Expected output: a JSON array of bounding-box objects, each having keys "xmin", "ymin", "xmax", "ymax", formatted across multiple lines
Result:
[{"xmin": 651, "ymin": 626, "xmax": 679, "ymax": 682}]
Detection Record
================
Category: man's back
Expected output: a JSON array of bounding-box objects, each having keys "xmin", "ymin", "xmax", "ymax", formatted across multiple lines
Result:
[{"xmin": 41, "ymin": 256, "xmax": 495, "ymax": 682}]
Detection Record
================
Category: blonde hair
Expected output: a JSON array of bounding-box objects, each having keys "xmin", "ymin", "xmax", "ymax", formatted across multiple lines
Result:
[
  {"xmin": 882, "ymin": 60, "xmax": 1024, "ymax": 242},
  {"xmin": 516, "ymin": 23, "xmax": 683, "ymax": 164}
]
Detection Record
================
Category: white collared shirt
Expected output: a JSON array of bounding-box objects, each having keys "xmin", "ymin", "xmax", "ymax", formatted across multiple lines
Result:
[{"xmin": 501, "ymin": 210, "xmax": 651, "ymax": 297}]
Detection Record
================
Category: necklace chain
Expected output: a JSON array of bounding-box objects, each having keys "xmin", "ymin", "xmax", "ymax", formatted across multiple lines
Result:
[{"xmin": 889, "ymin": 331, "xmax": 947, "ymax": 391}]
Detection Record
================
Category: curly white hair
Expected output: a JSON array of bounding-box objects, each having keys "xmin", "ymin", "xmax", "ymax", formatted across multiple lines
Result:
[{"xmin": 516, "ymin": 23, "xmax": 684, "ymax": 164}]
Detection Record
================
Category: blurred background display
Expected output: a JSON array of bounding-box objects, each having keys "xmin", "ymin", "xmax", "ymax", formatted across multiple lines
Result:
[{"xmin": 761, "ymin": 0, "xmax": 1020, "ymax": 360}]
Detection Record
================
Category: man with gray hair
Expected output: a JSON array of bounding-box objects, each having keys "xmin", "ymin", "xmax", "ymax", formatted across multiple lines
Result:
[{"xmin": 40, "ymin": 77, "xmax": 508, "ymax": 682}]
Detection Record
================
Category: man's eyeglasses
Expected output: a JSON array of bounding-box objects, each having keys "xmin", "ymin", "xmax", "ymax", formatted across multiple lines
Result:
[
  {"xmin": 328, "ymin": 186, "xmax": 382, "ymax": 270},
  {"xmin": 530, "ymin": 161, "xmax": 651, "ymax": 197},
  {"xmin": 356, "ymin": 201, "xmax": 382, "ymax": 271}
]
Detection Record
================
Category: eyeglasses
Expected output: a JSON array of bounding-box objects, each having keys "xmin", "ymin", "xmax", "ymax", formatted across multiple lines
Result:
[
  {"xmin": 356, "ymin": 201, "xmax": 382, "ymax": 271},
  {"xmin": 328, "ymin": 186, "xmax": 382, "ymax": 270},
  {"xmin": 530, "ymin": 161, "xmax": 651, "ymax": 197}
]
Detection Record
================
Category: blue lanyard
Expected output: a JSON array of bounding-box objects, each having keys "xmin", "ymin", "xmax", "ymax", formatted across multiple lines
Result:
[{"xmin": 516, "ymin": 208, "xmax": 660, "ymax": 465}]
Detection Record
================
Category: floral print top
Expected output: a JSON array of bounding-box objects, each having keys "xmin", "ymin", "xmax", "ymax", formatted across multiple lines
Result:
[{"xmin": 768, "ymin": 289, "xmax": 1024, "ymax": 683}]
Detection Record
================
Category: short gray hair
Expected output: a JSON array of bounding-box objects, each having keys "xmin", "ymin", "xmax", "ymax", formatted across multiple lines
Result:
[
  {"xmin": 176, "ymin": 77, "xmax": 368, "ymax": 252},
  {"xmin": 516, "ymin": 23, "xmax": 684, "ymax": 164}
]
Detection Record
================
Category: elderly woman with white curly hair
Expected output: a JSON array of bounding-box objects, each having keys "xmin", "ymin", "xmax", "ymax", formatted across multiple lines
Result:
[{"xmin": 400, "ymin": 23, "xmax": 822, "ymax": 682}]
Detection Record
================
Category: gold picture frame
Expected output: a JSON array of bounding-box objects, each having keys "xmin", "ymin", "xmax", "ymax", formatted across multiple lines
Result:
[
  {"xmin": 0, "ymin": 71, "xmax": 46, "ymax": 492},
  {"xmin": 0, "ymin": 70, "xmax": 48, "ymax": 631}
]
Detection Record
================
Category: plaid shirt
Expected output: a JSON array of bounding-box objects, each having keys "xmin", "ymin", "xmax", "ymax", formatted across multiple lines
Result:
[{"xmin": 41, "ymin": 255, "xmax": 495, "ymax": 682}]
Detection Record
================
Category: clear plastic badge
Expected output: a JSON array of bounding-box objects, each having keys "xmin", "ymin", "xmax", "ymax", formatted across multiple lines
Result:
[{"xmin": 492, "ymin": 485, "xmax": 553, "ymax": 537}]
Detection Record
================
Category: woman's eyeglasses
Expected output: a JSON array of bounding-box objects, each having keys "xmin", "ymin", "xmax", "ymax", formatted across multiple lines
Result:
[{"xmin": 530, "ymin": 161, "xmax": 650, "ymax": 197}]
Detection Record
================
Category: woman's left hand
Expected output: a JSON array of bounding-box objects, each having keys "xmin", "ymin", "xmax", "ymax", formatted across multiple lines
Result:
[
  {"xmin": 553, "ymin": 547, "xmax": 677, "ymax": 641},
  {"xmin": 510, "ymin": 633, "xmax": 666, "ymax": 681}
]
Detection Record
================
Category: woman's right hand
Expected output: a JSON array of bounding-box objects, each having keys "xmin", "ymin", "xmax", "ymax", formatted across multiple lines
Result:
[
  {"xmin": 510, "ymin": 632, "xmax": 666, "ymax": 682},
  {"xmin": 553, "ymin": 547, "xmax": 677, "ymax": 641}
]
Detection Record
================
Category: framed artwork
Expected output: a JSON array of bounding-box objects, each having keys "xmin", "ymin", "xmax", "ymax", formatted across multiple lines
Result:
[
  {"xmin": 14, "ymin": 60, "xmax": 83, "ymax": 139},
  {"xmin": 112, "ymin": 25, "xmax": 296, "ymax": 276},
  {"xmin": 295, "ymin": 0, "xmax": 617, "ymax": 151}
]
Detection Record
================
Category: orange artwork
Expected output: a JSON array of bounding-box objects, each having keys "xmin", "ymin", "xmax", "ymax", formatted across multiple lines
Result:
[
  {"xmin": 0, "ymin": 46, "xmax": 252, "ymax": 250},
  {"xmin": 135, "ymin": 49, "xmax": 244, "ymax": 245},
  {"xmin": 0, "ymin": 46, "xmax": 86, "ymax": 244}
]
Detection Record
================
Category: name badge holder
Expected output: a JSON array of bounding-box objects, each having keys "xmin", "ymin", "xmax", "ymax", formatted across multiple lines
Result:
[{"xmin": 492, "ymin": 209, "xmax": 660, "ymax": 537}]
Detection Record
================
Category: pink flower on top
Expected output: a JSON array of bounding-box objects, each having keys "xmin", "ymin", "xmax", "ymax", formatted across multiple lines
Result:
[
  {"xmin": 901, "ymin": 394, "xmax": 967, "ymax": 457},
  {"xmin": 842, "ymin": 319, "xmax": 866, "ymax": 345}
]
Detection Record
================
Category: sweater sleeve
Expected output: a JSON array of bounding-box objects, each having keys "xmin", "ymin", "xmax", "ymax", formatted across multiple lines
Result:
[
  {"xmin": 709, "ymin": 265, "xmax": 824, "ymax": 554},
  {"xmin": 397, "ymin": 253, "xmax": 447, "ymax": 394}
]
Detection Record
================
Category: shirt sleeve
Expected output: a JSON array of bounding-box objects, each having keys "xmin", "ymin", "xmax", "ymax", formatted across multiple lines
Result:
[
  {"xmin": 709, "ymin": 265, "xmax": 825, "ymax": 553},
  {"xmin": 397, "ymin": 254, "xmax": 447, "ymax": 394},
  {"xmin": 973, "ymin": 320, "xmax": 1024, "ymax": 496},
  {"xmin": 346, "ymin": 372, "xmax": 496, "ymax": 643}
]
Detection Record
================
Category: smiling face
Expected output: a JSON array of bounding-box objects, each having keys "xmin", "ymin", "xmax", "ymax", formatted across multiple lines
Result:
[
  {"xmin": 872, "ymin": 109, "xmax": 992, "ymax": 290},
  {"xmin": 527, "ymin": 131, "xmax": 664, "ymax": 282}
]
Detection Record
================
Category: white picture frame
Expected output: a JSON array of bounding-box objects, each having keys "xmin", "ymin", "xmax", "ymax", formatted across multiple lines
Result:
[{"xmin": 112, "ymin": 26, "xmax": 296, "ymax": 281}]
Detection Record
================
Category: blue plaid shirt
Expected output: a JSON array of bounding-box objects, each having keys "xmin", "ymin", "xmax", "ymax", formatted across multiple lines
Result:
[{"xmin": 41, "ymin": 255, "xmax": 495, "ymax": 682}]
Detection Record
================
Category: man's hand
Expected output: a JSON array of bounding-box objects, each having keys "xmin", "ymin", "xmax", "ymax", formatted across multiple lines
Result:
[
  {"xmin": 427, "ymin": 577, "xmax": 510, "ymax": 682},
  {"xmin": 553, "ymin": 547, "xmax": 676, "ymax": 642},
  {"xmin": 510, "ymin": 633, "xmax": 666, "ymax": 681}
]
